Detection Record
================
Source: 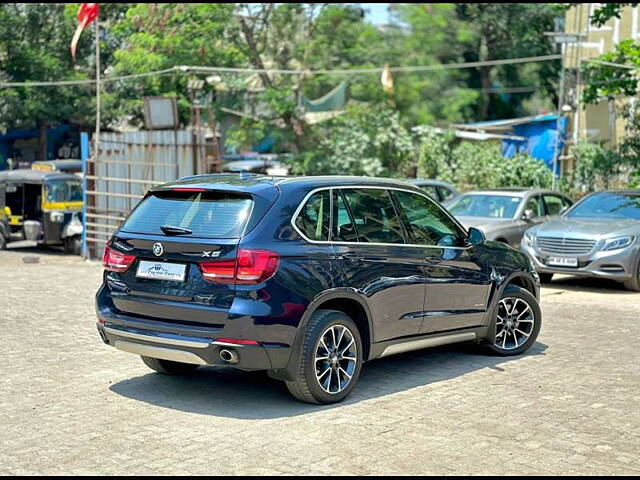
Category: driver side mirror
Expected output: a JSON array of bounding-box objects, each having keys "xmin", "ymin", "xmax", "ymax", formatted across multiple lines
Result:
[
  {"xmin": 467, "ymin": 227, "xmax": 486, "ymax": 246},
  {"xmin": 522, "ymin": 209, "xmax": 534, "ymax": 222}
]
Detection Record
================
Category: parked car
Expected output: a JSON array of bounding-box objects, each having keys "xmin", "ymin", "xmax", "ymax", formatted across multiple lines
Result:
[
  {"xmin": 96, "ymin": 174, "xmax": 542, "ymax": 404},
  {"xmin": 446, "ymin": 189, "xmax": 573, "ymax": 248},
  {"xmin": 410, "ymin": 179, "xmax": 458, "ymax": 203},
  {"xmin": 222, "ymin": 154, "xmax": 290, "ymax": 176},
  {"xmin": 521, "ymin": 190, "xmax": 640, "ymax": 291}
]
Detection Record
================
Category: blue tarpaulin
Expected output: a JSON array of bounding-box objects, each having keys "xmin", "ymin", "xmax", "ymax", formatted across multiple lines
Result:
[
  {"xmin": 501, "ymin": 115, "xmax": 567, "ymax": 174},
  {"xmin": 455, "ymin": 114, "xmax": 567, "ymax": 175}
]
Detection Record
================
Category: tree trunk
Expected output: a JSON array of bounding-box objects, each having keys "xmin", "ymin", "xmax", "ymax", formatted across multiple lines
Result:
[
  {"xmin": 480, "ymin": 65, "xmax": 493, "ymax": 121},
  {"xmin": 37, "ymin": 119, "xmax": 48, "ymax": 161}
]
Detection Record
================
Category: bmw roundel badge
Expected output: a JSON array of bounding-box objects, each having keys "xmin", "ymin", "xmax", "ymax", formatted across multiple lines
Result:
[{"xmin": 153, "ymin": 242, "xmax": 164, "ymax": 257}]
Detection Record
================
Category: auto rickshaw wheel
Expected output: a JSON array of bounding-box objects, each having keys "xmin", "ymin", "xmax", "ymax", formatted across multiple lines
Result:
[{"xmin": 64, "ymin": 235, "xmax": 82, "ymax": 256}]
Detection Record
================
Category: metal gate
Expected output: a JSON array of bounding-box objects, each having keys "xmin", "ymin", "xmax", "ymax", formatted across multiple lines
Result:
[{"xmin": 81, "ymin": 130, "xmax": 214, "ymax": 259}]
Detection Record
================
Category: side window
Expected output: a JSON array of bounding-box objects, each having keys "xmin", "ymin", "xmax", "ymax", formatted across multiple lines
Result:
[
  {"xmin": 419, "ymin": 185, "xmax": 439, "ymax": 201},
  {"xmin": 524, "ymin": 195, "xmax": 544, "ymax": 218},
  {"xmin": 332, "ymin": 190, "xmax": 358, "ymax": 242},
  {"xmin": 394, "ymin": 190, "xmax": 464, "ymax": 246},
  {"xmin": 341, "ymin": 188, "xmax": 405, "ymax": 244},
  {"xmin": 437, "ymin": 186, "xmax": 454, "ymax": 202},
  {"xmin": 295, "ymin": 190, "xmax": 330, "ymax": 241},
  {"xmin": 543, "ymin": 195, "xmax": 565, "ymax": 216}
]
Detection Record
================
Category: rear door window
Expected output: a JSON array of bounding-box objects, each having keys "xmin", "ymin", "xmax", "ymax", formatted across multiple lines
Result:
[
  {"xmin": 524, "ymin": 195, "xmax": 545, "ymax": 218},
  {"xmin": 437, "ymin": 186, "xmax": 455, "ymax": 202},
  {"xmin": 419, "ymin": 185, "xmax": 439, "ymax": 201},
  {"xmin": 543, "ymin": 195, "xmax": 566, "ymax": 216},
  {"xmin": 121, "ymin": 190, "xmax": 253, "ymax": 238},
  {"xmin": 294, "ymin": 190, "xmax": 330, "ymax": 241},
  {"xmin": 332, "ymin": 189, "xmax": 358, "ymax": 242},
  {"xmin": 341, "ymin": 188, "xmax": 406, "ymax": 244}
]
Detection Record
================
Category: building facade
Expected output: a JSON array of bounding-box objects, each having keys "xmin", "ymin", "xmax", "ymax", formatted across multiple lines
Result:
[{"xmin": 563, "ymin": 3, "xmax": 639, "ymax": 149}]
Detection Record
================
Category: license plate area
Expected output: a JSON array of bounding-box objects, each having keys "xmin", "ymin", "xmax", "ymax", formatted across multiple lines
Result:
[
  {"xmin": 136, "ymin": 260, "xmax": 187, "ymax": 282},
  {"xmin": 546, "ymin": 256, "xmax": 578, "ymax": 268}
]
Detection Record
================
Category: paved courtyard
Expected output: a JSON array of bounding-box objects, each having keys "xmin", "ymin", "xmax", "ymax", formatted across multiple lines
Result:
[{"xmin": 1, "ymin": 243, "xmax": 639, "ymax": 475}]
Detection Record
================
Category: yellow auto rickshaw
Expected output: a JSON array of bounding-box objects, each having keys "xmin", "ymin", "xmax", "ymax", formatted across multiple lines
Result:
[{"xmin": 0, "ymin": 168, "xmax": 83, "ymax": 254}]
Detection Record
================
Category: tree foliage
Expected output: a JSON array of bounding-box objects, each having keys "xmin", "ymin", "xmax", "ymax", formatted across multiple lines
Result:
[
  {"xmin": 0, "ymin": 3, "xmax": 566, "ymax": 177},
  {"xmin": 589, "ymin": 3, "xmax": 639, "ymax": 27},
  {"xmin": 414, "ymin": 129, "xmax": 553, "ymax": 190}
]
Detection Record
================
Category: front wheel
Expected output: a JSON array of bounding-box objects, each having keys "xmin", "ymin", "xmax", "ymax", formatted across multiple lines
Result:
[
  {"xmin": 141, "ymin": 356, "xmax": 200, "ymax": 375},
  {"xmin": 0, "ymin": 232, "xmax": 7, "ymax": 250},
  {"xmin": 484, "ymin": 286, "xmax": 542, "ymax": 356},
  {"xmin": 623, "ymin": 258, "xmax": 640, "ymax": 291},
  {"xmin": 286, "ymin": 309, "xmax": 363, "ymax": 404}
]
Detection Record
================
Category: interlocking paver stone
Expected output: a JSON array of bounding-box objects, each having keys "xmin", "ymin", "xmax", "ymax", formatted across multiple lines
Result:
[{"xmin": 1, "ymin": 245, "xmax": 639, "ymax": 475}]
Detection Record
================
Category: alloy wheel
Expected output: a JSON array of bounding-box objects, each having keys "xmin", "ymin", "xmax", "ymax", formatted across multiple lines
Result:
[
  {"xmin": 494, "ymin": 297, "xmax": 536, "ymax": 350},
  {"xmin": 314, "ymin": 324, "xmax": 358, "ymax": 394}
]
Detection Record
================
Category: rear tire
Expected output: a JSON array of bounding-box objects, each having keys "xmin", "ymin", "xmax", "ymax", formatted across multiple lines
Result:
[
  {"xmin": 285, "ymin": 309, "xmax": 363, "ymax": 404},
  {"xmin": 484, "ymin": 286, "xmax": 542, "ymax": 357},
  {"xmin": 538, "ymin": 273, "xmax": 554, "ymax": 283},
  {"xmin": 141, "ymin": 356, "xmax": 200, "ymax": 375},
  {"xmin": 0, "ymin": 232, "xmax": 7, "ymax": 250}
]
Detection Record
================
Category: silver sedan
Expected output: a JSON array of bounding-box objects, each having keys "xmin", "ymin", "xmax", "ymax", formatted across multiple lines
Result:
[
  {"xmin": 521, "ymin": 190, "xmax": 640, "ymax": 291},
  {"xmin": 446, "ymin": 189, "xmax": 573, "ymax": 248}
]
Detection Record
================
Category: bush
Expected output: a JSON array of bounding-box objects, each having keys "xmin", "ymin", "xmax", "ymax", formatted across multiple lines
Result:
[
  {"xmin": 415, "ymin": 128, "xmax": 552, "ymax": 190},
  {"xmin": 287, "ymin": 105, "xmax": 415, "ymax": 177}
]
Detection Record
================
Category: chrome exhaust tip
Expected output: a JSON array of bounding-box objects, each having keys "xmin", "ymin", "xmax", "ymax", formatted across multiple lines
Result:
[{"xmin": 219, "ymin": 348, "xmax": 239, "ymax": 364}]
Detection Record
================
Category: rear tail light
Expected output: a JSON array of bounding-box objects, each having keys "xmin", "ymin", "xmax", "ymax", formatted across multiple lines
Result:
[
  {"xmin": 199, "ymin": 249, "xmax": 279, "ymax": 285},
  {"xmin": 102, "ymin": 243, "xmax": 136, "ymax": 273}
]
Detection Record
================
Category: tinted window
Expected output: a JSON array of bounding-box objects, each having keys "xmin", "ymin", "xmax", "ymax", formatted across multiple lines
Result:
[
  {"xmin": 438, "ymin": 186, "xmax": 455, "ymax": 201},
  {"xmin": 341, "ymin": 188, "xmax": 405, "ymax": 244},
  {"xmin": 524, "ymin": 195, "xmax": 544, "ymax": 218},
  {"xmin": 332, "ymin": 190, "xmax": 358, "ymax": 242},
  {"xmin": 122, "ymin": 190, "xmax": 253, "ymax": 238},
  {"xmin": 567, "ymin": 192, "xmax": 640, "ymax": 220},
  {"xmin": 419, "ymin": 185, "xmax": 439, "ymax": 200},
  {"xmin": 295, "ymin": 190, "xmax": 330, "ymax": 241},
  {"xmin": 543, "ymin": 195, "xmax": 567, "ymax": 216},
  {"xmin": 394, "ymin": 190, "xmax": 463, "ymax": 245},
  {"xmin": 448, "ymin": 194, "xmax": 521, "ymax": 219}
]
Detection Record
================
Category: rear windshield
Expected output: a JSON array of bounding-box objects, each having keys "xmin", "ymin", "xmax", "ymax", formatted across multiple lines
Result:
[{"xmin": 121, "ymin": 190, "xmax": 253, "ymax": 238}]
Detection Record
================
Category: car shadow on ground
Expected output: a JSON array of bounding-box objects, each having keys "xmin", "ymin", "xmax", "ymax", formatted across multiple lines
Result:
[
  {"xmin": 542, "ymin": 275, "xmax": 633, "ymax": 295},
  {"xmin": 109, "ymin": 341, "xmax": 548, "ymax": 420}
]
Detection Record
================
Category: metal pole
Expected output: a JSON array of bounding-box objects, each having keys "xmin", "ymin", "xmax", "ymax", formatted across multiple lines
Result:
[
  {"xmin": 552, "ymin": 42, "xmax": 566, "ymax": 191},
  {"xmin": 95, "ymin": 19, "xmax": 101, "ymax": 165},
  {"xmin": 80, "ymin": 132, "xmax": 89, "ymax": 259}
]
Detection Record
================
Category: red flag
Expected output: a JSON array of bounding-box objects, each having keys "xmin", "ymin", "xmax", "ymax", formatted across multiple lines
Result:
[{"xmin": 70, "ymin": 3, "xmax": 99, "ymax": 60}]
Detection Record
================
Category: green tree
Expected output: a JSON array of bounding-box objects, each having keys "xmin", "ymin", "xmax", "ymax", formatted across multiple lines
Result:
[
  {"xmin": 106, "ymin": 3, "xmax": 244, "ymax": 126},
  {"xmin": 0, "ymin": 3, "xmax": 130, "ymax": 160},
  {"xmin": 0, "ymin": 4, "xmax": 92, "ymax": 159},
  {"xmin": 454, "ymin": 3, "xmax": 564, "ymax": 120},
  {"xmin": 589, "ymin": 3, "xmax": 639, "ymax": 27}
]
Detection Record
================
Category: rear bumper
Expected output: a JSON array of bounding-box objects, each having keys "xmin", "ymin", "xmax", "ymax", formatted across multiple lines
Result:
[
  {"xmin": 96, "ymin": 288, "xmax": 292, "ymax": 371},
  {"xmin": 97, "ymin": 322, "xmax": 289, "ymax": 370}
]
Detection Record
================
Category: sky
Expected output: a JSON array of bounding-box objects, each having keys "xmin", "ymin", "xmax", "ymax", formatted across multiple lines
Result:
[{"xmin": 361, "ymin": 3, "xmax": 391, "ymax": 25}]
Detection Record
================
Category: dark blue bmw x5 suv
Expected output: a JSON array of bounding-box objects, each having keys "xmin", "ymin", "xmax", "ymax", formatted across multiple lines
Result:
[{"xmin": 96, "ymin": 174, "xmax": 542, "ymax": 404}]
